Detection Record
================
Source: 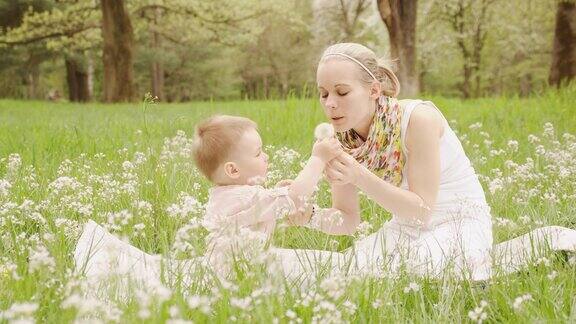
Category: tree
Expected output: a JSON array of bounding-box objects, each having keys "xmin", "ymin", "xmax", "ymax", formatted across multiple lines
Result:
[
  {"xmin": 436, "ymin": 0, "xmax": 497, "ymax": 98},
  {"xmin": 0, "ymin": 0, "xmax": 53, "ymax": 99},
  {"xmin": 1, "ymin": 0, "xmax": 269, "ymax": 102},
  {"xmin": 0, "ymin": 1, "xmax": 101, "ymax": 101},
  {"xmin": 237, "ymin": 0, "xmax": 316, "ymax": 99},
  {"xmin": 132, "ymin": 0, "xmax": 270, "ymax": 101},
  {"xmin": 143, "ymin": 7, "xmax": 165, "ymax": 101},
  {"xmin": 100, "ymin": 0, "xmax": 134, "ymax": 102},
  {"xmin": 312, "ymin": 0, "xmax": 376, "ymax": 44},
  {"xmin": 0, "ymin": 0, "xmax": 136, "ymax": 102},
  {"xmin": 65, "ymin": 55, "xmax": 89, "ymax": 102},
  {"xmin": 549, "ymin": 0, "xmax": 576, "ymax": 88},
  {"xmin": 377, "ymin": 0, "xmax": 419, "ymax": 97}
]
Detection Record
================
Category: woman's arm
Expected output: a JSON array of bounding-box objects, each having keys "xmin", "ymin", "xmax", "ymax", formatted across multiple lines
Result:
[
  {"xmin": 281, "ymin": 178, "xmax": 361, "ymax": 234},
  {"xmin": 313, "ymin": 183, "xmax": 360, "ymax": 235},
  {"xmin": 326, "ymin": 106, "xmax": 443, "ymax": 227}
]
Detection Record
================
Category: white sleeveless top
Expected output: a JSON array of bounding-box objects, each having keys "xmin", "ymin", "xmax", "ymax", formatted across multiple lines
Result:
[{"xmin": 390, "ymin": 100, "xmax": 492, "ymax": 228}]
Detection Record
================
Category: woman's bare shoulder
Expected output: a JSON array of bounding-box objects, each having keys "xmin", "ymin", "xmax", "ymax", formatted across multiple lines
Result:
[{"xmin": 405, "ymin": 102, "xmax": 445, "ymax": 150}]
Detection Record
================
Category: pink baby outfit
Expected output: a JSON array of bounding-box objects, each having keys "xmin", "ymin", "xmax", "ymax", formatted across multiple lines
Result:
[{"xmin": 204, "ymin": 185, "xmax": 298, "ymax": 237}]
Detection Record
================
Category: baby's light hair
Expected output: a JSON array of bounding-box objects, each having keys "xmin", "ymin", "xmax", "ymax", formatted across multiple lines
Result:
[
  {"xmin": 319, "ymin": 42, "xmax": 400, "ymax": 97},
  {"xmin": 192, "ymin": 115, "xmax": 257, "ymax": 182}
]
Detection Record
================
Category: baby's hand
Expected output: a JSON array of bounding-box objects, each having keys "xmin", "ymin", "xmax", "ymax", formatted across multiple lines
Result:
[
  {"xmin": 275, "ymin": 179, "xmax": 293, "ymax": 188},
  {"xmin": 287, "ymin": 204, "xmax": 314, "ymax": 226},
  {"xmin": 312, "ymin": 138, "xmax": 341, "ymax": 163}
]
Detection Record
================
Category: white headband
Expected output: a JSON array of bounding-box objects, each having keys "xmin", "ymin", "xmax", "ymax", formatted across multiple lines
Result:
[{"xmin": 323, "ymin": 53, "xmax": 378, "ymax": 82}]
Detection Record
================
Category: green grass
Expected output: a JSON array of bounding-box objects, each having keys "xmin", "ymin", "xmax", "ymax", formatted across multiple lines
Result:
[{"xmin": 0, "ymin": 86, "xmax": 575, "ymax": 323}]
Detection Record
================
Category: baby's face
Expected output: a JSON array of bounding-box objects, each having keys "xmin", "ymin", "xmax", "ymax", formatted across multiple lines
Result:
[{"xmin": 228, "ymin": 128, "xmax": 269, "ymax": 184}]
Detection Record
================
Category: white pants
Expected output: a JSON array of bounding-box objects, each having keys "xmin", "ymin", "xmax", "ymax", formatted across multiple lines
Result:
[{"xmin": 74, "ymin": 219, "xmax": 576, "ymax": 291}]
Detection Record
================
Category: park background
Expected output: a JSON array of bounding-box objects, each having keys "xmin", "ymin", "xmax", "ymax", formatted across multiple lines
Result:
[
  {"xmin": 0, "ymin": 0, "xmax": 573, "ymax": 102},
  {"xmin": 0, "ymin": 1, "xmax": 575, "ymax": 323}
]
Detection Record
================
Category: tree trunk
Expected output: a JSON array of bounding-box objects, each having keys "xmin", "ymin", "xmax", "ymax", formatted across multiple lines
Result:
[
  {"xmin": 377, "ymin": 0, "xmax": 419, "ymax": 97},
  {"xmin": 549, "ymin": 1, "xmax": 576, "ymax": 87},
  {"xmin": 461, "ymin": 63, "xmax": 472, "ymax": 99},
  {"xmin": 65, "ymin": 57, "xmax": 90, "ymax": 102},
  {"xmin": 151, "ymin": 60, "xmax": 164, "ymax": 101},
  {"xmin": 26, "ymin": 69, "xmax": 39, "ymax": 99},
  {"xmin": 519, "ymin": 73, "xmax": 532, "ymax": 97},
  {"xmin": 263, "ymin": 74, "xmax": 269, "ymax": 99},
  {"xmin": 418, "ymin": 69, "xmax": 426, "ymax": 93},
  {"xmin": 87, "ymin": 56, "xmax": 94, "ymax": 100},
  {"xmin": 150, "ymin": 7, "xmax": 164, "ymax": 101},
  {"xmin": 22, "ymin": 53, "xmax": 41, "ymax": 100},
  {"xmin": 101, "ymin": 0, "xmax": 135, "ymax": 102}
]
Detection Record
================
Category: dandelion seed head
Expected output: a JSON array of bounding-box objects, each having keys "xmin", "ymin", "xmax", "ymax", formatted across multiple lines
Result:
[{"xmin": 314, "ymin": 123, "xmax": 335, "ymax": 140}]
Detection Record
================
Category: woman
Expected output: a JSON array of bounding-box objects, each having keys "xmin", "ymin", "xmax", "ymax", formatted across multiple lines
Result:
[{"xmin": 304, "ymin": 42, "xmax": 576, "ymax": 280}]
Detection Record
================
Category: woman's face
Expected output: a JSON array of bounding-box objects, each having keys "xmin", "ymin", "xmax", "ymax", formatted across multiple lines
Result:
[{"xmin": 316, "ymin": 59, "xmax": 378, "ymax": 134}]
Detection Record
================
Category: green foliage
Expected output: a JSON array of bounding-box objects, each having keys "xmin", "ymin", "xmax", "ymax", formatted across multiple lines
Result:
[{"xmin": 0, "ymin": 0, "xmax": 568, "ymax": 101}]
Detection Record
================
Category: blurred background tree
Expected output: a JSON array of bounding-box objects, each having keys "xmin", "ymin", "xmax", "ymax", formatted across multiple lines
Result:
[{"xmin": 0, "ymin": 0, "xmax": 573, "ymax": 102}]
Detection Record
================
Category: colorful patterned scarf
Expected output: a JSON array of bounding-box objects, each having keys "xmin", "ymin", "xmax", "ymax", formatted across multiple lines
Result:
[{"xmin": 336, "ymin": 96, "xmax": 405, "ymax": 186}]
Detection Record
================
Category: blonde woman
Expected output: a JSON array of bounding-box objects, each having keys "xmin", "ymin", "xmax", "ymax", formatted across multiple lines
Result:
[{"xmin": 309, "ymin": 42, "xmax": 576, "ymax": 279}]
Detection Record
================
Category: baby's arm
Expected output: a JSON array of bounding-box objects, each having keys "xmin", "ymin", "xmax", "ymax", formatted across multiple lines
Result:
[
  {"xmin": 274, "ymin": 179, "xmax": 311, "ymax": 226},
  {"xmin": 287, "ymin": 138, "xmax": 341, "ymax": 218}
]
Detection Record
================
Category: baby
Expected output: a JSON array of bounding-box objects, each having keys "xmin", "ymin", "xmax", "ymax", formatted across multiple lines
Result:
[{"xmin": 191, "ymin": 115, "xmax": 341, "ymax": 238}]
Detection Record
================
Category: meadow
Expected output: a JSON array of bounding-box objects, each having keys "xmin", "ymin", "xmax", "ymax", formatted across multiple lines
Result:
[{"xmin": 0, "ymin": 86, "xmax": 575, "ymax": 323}]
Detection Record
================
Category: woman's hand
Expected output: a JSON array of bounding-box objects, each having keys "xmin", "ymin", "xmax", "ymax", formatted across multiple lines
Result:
[
  {"xmin": 325, "ymin": 152, "xmax": 364, "ymax": 186},
  {"xmin": 312, "ymin": 138, "xmax": 342, "ymax": 163}
]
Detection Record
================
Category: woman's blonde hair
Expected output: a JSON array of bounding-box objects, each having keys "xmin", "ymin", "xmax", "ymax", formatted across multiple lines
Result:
[{"xmin": 319, "ymin": 43, "xmax": 400, "ymax": 97}]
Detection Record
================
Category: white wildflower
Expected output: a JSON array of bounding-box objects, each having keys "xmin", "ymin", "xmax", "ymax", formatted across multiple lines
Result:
[
  {"xmin": 488, "ymin": 178, "xmax": 504, "ymax": 194},
  {"xmin": 105, "ymin": 210, "xmax": 133, "ymax": 232},
  {"xmin": 187, "ymin": 295, "xmax": 212, "ymax": 315},
  {"xmin": 494, "ymin": 217, "xmax": 517, "ymax": 229},
  {"xmin": 28, "ymin": 244, "xmax": 55, "ymax": 273},
  {"xmin": 507, "ymin": 140, "xmax": 519, "ymax": 152},
  {"xmin": 342, "ymin": 300, "xmax": 357, "ymax": 315},
  {"xmin": 403, "ymin": 282, "xmax": 420, "ymax": 294},
  {"xmin": 272, "ymin": 147, "xmax": 301, "ymax": 165},
  {"xmin": 320, "ymin": 274, "xmax": 347, "ymax": 299},
  {"xmin": 372, "ymin": 299, "xmax": 383, "ymax": 309},
  {"xmin": 169, "ymin": 305, "xmax": 180, "ymax": 318},
  {"xmin": 356, "ymin": 221, "xmax": 373, "ymax": 239},
  {"xmin": 0, "ymin": 302, "xmax": 38, "ymax": 323},
  {"xmin": 166, "ymin": 193, "xmax": 204, "ymax": 220},
  {"xmin": 171, "ymin": 219, "xmax": 202, "ymax": 257},
  {"xmin": 469, "ymin": 122, "xmax": 482, "ymax": 130},
  {"xmin": 527, "ymin": 134, "xmax": 540, "ymax": 144},
  {"xmin": 0, "ymin": 257, "xmax": 19, "ymax": 280},
  {"xmin": 535, "ymin": 257, "xmax": 550, "ymax": 267},
  {"xmin": 133, "ymin": 151, "xmax": 147, "ymax": 165},
  {"xmin": 512, "ymin": 293, "xmax": 532, "ymax": 311},
  {"xmin": 307, "ymin": 208, "xmax": 343, "ymax": 230},
  {"xmin": 468, "ymin": 300, "xmax": 488, "ymax": 323},
  {"xmin": 543, "ymin": 122, "xmax": 555, "ymax": 138},
  {"xmin": 230, "ymin": 297, "xmax": 252, "ymax": 311},
  {"xmin": 6, "ymin": 153, "xmax": 22, "ymax": 180},
  {"xmin": 285, "ymin": 309, "xmax": 297, "ymax": 319},
  {"xmin": 138, "ymin": 308, "xmax": 151, "ymax": 320},
  {"xmin": 133, "ymin": 200, "xmax": 153, "ymax": 215},
  {"xmin": 518, "ymin": 215, "xmax": 531, "ymax": 225},
  {"xmin": 0, "ymin": 179, "xmax": 12, "ymax": 198}
]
